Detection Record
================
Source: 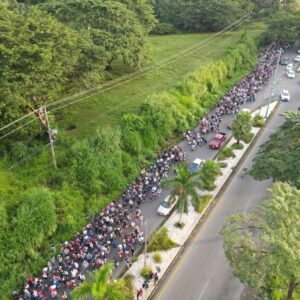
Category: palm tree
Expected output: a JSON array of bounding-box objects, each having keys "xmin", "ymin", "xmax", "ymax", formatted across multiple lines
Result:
[
  {"xmin": 162, "ymin": 163, "xmax": 202, "ymax": 224},
  {"xmin": 71, "ymin": 263, "xmax": 132, "ymax": 300}
]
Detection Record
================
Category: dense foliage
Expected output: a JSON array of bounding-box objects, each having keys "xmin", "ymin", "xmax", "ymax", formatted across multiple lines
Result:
[
  {"xmin": 41, "ymin": 0, "xmax": 156, "ymax": 70},
  {"xmin": 261, "ymin": 11, "xmax": 300, "ymax": 43},
  {"xmin": 0, "ymin": 0, "xmax": 155, "ymax": 142},
  {"xmin": 232, "ymin": 111, "xmax": 253, "ymax": 144},
  {"xmin": 151, "ymin": 0, "xmax": 298, "ymax": 33},
  {"xmin": 222, "ymin": 182, "xmax": 300, "ymax": 300},
  {"xmin": 71, "ymin": 263, "xmax": 132, "ymax": 300},
  {"xmin": 151, "ymin": 0, "xmax": 250, "ymax": 32},
  {"xmin": 0, "ymin": 33, "xmax": 258, "ymax": 297},
  {"xmin": 251, "ymin": 112, "xmax": 300, "ymax": 188}
]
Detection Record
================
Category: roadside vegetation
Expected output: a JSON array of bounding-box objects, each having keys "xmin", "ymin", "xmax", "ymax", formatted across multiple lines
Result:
[
  {"xmin": 1, "ymin": 0, "xmax": 298, "ymax": 296},
  {"xmin": 147, "ymin": 227, "xmax": 178, "ymax": 252},
  {"xmin": 251, "ymin": 112, "xmax": 300, "ymax": 188},
  {"xmin": 222, "ymin": 182, "xmax": 300, "ymax": 300},
  {"xmin": 0, "ymin": 33, "xmax": 259, "ymax": 296}
]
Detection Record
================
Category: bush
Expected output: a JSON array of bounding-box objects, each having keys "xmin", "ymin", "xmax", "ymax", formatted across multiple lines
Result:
[
  {"xmin": 218, "ymin": 147, "xmax": 236, "ymax": 161},
  {"xmin": 231, "ymin": 143, "xmax": 244, "ymax": 150},
  {"xmin": 152, "ymin": 252, "xmax": 162, "ymax": 264},
  {"xmin": 243, "ymin": 132, "xmax": 254, "ymax": 144},
  {"xmin": 192, "ymin": 195, "xmax": 213, "ymax": 213},
  {"xmin": 200, "ymin": 160, "xmax": 221, "ymax": 191},
  {"xmin": 140, "ymin": 266, "xmax": 153, "ymax": 280},
  {"xmin": 252, "ymin": 114, "xmax": 265, "ymax": 128},
  {"xmin": 151, "ymin": 23, "xmax": 178, "ymax": 35},
  {"xmin": 147, "ymin": 227, "xmax": 177, "ymax": 252},
  {"xmin": 123, "ymin": 274, "xmax": 134, "ymax": 299},
  {"xmin": 174, "ymin": 221, "xmax": 185, "ymax": 229},
  {"xmin": 218, "ymin": 162, "xmax": 228, "ymax": 168}
]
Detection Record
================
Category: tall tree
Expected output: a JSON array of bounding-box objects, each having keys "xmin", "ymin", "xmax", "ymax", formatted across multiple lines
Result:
[
  {"xmin": 263, "ymin": 11, "xmax": 300, "ymax": 43},
  {"xmin": 0, "ymin": 0, "xmax": 105, "ymax": 139},
  {"xmin": 42, "ymin": 0, "xmax": 156, "ymax": 69},
  {"xmin": 152, "ymin": 0, "xmax": 251, "ymax": 32},
  {"xmin": 221, "ymin": 182, "xmax": 300, "ymax": 300},
  {"xmin": 71, "ymin": 263, "xmax": 132, "ymax": 300},
  {"xmin": 251, "ymin": 112, "xmax": 300, "ymax": 188},
  {"xmin": 162, "ymin": 163, "xmax": 202, "ymax": 223},
  {"xmin": 232, "ymin": 111, "xmax": 253, "ymax": 144}
]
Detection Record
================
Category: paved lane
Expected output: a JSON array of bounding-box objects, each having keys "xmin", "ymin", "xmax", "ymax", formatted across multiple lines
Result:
[{"xmin": 150, "ymin": 48, "xmax": 299, "ymax": 300}]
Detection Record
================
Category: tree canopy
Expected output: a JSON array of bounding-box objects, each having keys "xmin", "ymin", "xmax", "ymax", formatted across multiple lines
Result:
[
  {"xmin": 262, "ymin": 11, "xmax": 300, "ymax": 43},
  {"xmin": 251, "ymin": 112, "xmax": 300, "ymax": 188},
  {"xmin": 41, "ymin": 0, "xmax": 156, "ymax": 69},
  {"xmin": 221, "ymin": 182, "xmax": 300, "ymax": 300},
  {"xmin": 232, "ymin": 111, "xmax": 253, "ymax": 144},
  {"xmin": 0, "ymin": 0, "xmax": 106, "ymax": 137},
  {"xmin": 152, "ymin": 0, "xmax": 249, "ymax": 32},
  {"xmin": 71, "ymin": 263, "xmax": 132, "ymax": 300}
]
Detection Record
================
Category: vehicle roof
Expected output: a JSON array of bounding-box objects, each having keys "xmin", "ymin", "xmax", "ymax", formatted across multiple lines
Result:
[
  {"xmin": 193, "ymin": 158, "xmax": 204, "ymax": 165},
  {"xmin": 214, "ymin": 133, "xmax": 225, "ymax": 139}
]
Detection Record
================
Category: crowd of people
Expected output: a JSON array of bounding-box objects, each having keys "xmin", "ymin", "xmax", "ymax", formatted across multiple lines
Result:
[
  {"xmin": 17, "ymin": 41, "xmax": 292, "ymax": 300},
  {"xmin": 183, "ymin": 41, "xmax": 291, "ymax": 151},
  {"xmin": 18, "ymin": 146, "xmax": 186, "ymax": 300}
]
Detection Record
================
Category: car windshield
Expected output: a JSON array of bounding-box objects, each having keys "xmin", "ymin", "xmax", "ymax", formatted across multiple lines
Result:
[
  {"xmin": 189, "ymin": 163, "xmax": 199, "ymax": 172},
  {"xmin": 212, "ymin": 138, "xmax": 220, "ymax": 142},
  {"xmin": 282, "ymin": 91, "xmax": 289, "ymax": 96},
  {"xmin": 160, "ymin": 201, "xmax": 170, "ymax": 208}
]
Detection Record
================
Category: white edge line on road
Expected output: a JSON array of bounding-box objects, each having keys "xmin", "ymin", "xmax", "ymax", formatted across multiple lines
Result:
[{"xmin": 198, "ymin": 279, "xmax": 210, "ymax": 300}]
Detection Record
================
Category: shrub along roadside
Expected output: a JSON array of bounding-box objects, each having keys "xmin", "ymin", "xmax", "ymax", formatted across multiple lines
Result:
[
  {"xmin": 252, "ymin": 114, "xmax": 265, "ymax": 127},
  {"xmin": 192, "ymin": 194, "xmax": 213, "ymax": 213},
  {"xmin": 147, "ymin": 227, "xmax": 178, "ymax": 252},
  {"xmin": 218, "ymin": 147, "xmax": 236, "ymax": 161},
  {"xmin": 0, "ymin": 33, "xmax": 258, "ymax": 297}
]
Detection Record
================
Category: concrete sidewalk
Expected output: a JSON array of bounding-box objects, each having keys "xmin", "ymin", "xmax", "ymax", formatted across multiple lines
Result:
[{"xmin": 125, "ymin": 101, "xmax": 278, "ymax": 299}]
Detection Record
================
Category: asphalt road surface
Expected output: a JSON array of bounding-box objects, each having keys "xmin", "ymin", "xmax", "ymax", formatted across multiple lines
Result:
[{"xmin": 149, "ymin": 48, "xmax": 300, "ymax": 300}]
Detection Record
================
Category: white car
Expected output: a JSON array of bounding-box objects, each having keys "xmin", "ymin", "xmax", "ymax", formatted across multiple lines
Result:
[
  {"xmin": 298, "ymin": 50, "xmax": 300, "ymax": 54},
  {"xmin": 188, "ymin": 158, "xmax": 205, "ymax": 173},
  {"xmin": 286, "ymin": 63, "xmax": 293, "ymax": 71},
  {"xmin": 280, "ymin": 90, "xmax": 290, "ymax": 101},
  {"xmin": 294, "ymin": 55, "xmax": 300, "ymax": 62},
  {"xmin": 287, "ymin": 70, "xmax": 296, "ymax": 79},
  {"xmin": 157, "ymin": 195, "xmax": 178, "ymax": 216}
]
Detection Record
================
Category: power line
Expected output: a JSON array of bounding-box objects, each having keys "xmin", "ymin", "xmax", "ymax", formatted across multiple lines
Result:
[
  {"xmin": 48, "ymin": 16, "xmax": 248, "ymax": 114},
  {"xmin": 46, "ymin": 14, "xmax": 248, "ymax": 110},
  {"xmin": 0, "ymin": 15, "xmax": 249, "ymax": 139}
]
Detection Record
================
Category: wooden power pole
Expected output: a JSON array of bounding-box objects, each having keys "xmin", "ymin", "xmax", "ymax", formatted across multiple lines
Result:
[{"xmin": 43, "ymin": 107, "xmax": 57, "ymax": 169}]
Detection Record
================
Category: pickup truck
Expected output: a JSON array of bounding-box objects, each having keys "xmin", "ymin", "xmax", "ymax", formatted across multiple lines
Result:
[{"xmin": 209, "ymin": 132, "xmax": 226, "ymax": 149}]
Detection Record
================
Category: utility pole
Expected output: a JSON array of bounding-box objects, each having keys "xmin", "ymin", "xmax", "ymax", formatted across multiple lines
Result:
[
  {"xmin": 144, "ymin": 220, "xmax": 148, "ymax": 267},
  {"xmin": 43, "ymin": 107, "xmax": 57, "ymax": 169},
  {"xmin": 264, "ymin": 49, "xmax": 281, "ymax": 119}
]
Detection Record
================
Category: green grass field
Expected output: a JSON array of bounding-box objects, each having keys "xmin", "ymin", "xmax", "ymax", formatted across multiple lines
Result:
[{"xmin": 57, "ymin": 24, "xmax": 265, "ymax": 138}]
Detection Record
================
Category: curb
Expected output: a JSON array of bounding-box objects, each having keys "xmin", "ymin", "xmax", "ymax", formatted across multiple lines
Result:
[{"xmin": 147, "ymin": 101, "xmax": 280, "ymax": 299}]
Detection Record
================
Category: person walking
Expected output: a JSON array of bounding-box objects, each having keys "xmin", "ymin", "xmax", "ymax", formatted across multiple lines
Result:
[{"xmin": 137, "ymin": 288, "xmax": 143, "ymax": 300}]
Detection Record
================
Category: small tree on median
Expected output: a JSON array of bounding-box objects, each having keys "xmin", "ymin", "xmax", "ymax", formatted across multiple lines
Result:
[
  {"xmin": 232, "ymin": 111, "xmax": 252, "ymax": 144},
  {"xmin": 199, "ymin": 160, "xmax": 220, "ymax": 191},
  {"xmin": 162, "ymin": 163, "xmax": 202, "ymax": 224}
]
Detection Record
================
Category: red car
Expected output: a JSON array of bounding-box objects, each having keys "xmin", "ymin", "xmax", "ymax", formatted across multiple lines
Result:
[{"xmin": 209, "ymin": 132, "xmax": 226, "ymax": 149}]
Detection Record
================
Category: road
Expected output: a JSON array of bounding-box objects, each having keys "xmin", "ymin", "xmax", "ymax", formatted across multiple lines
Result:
[{"xmin": 149, "ymin": 48, "xmax": 299, "ymax": 300}]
